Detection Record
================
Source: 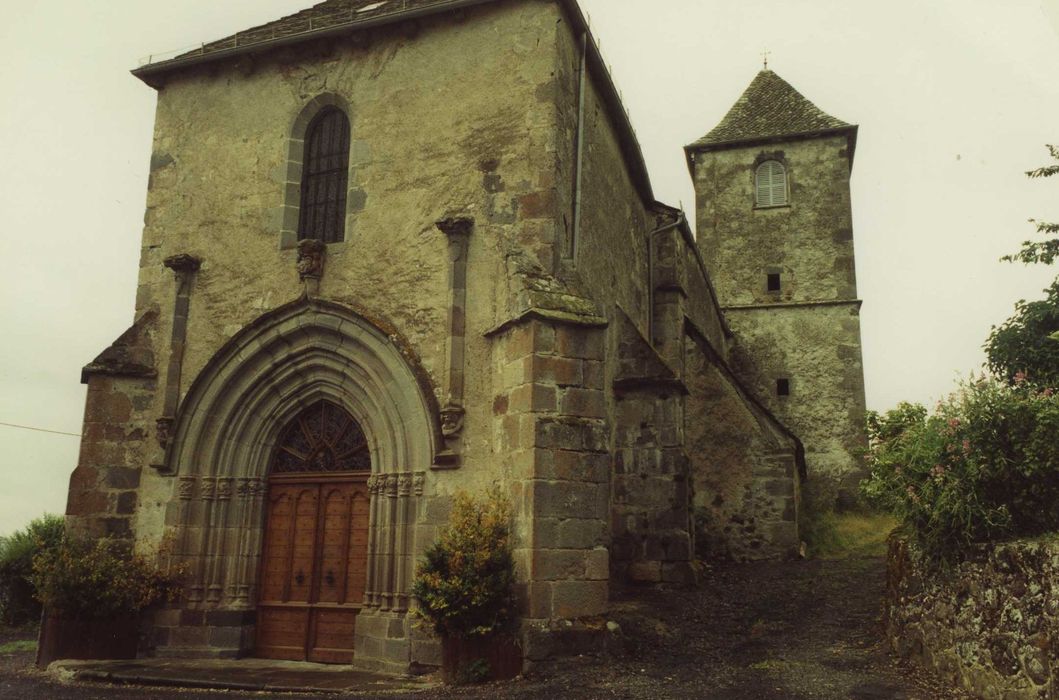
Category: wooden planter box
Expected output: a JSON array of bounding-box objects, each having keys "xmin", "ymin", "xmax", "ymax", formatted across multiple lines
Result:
[
  {"xmin": 36, "ymin": 610, "xmax": 139, "ymax": 667},
  {"xmin": 441, "ymin": 634, "xmax": 522, "ymax": 684}
]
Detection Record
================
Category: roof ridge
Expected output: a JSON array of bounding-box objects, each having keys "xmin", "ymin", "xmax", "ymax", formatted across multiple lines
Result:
[{"xmin": 688, "ymin": 69, "xmax": 852, "ymax": 150}]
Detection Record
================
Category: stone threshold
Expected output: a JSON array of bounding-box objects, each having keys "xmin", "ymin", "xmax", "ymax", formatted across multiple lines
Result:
[{"xmin": 48, "ymin": 658, "xmax": 436, "ymax": 695}]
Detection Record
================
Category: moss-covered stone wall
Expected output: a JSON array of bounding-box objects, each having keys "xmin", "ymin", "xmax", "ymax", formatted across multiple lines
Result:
[{"xmin": 886, "ymin": 537, "xmax": 1059, "ymax": 699}]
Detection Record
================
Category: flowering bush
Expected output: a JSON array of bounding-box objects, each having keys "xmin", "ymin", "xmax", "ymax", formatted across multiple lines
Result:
[
  {"xmin": 861, "ymin": 376, "xmax": 1059, "ymax": 561},
  {"xmin": 412, "ymin": 489, "xmax": 515, "ymax": 639},
  {"xmin": 31, "ymin": 536, "xmax": 181, "ymax": 619}
]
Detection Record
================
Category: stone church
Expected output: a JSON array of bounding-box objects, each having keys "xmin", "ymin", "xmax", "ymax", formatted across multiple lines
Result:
[{"xmin": 65, "ymin": 0, "xmax": 867, "ymax": 672}]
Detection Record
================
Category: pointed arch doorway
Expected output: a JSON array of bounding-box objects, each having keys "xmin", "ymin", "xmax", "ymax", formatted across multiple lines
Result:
[{"xmin": 256, "ymin": 400, "xmax": 372, "ymax": 664}]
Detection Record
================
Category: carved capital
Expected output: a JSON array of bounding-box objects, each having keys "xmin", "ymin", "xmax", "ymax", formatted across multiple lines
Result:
[
  {"xmin": 385, "ymin": 474, "xmax": 399, "ymax": 498},
  {"xmin": 163, "ymin": 254, "xmax": 202, "ymax": 275},
  {"xmin": 413, "ymin": 472, "xmax": 425, "ymax": 497},
  {"xmin": 435, "ymin": 216, "xmax": 474, "ymax": 239},
  {"xmin": 200, "ymin": 477, "xmax": 217, "ymax": 501},
  {"xmin": 398, "ymin": 474, "xmax": 412, "ymax": 497},
  {"xmin": 296, "ymin": 239, "xmax": 326, "ymax": 280},
  {"xmin": 178, "ymin": 477, "xmax": 195, "ymax": 501},
  {"xmin": 237, "ymin": 477, "xmax": 264, "ymax": 500},
  {"xmin": 216, "ymin": 478, "xmax": 233, "ymax": 501}
]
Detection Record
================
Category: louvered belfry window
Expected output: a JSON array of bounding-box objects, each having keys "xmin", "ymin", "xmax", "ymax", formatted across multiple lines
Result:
[
  {"xmin": 299, "ymin": 108, "xmax": 350, "ymax": 244},
  {"xmin": 755, "ymin": 160, "xmax": 788, "ymax": 207}
]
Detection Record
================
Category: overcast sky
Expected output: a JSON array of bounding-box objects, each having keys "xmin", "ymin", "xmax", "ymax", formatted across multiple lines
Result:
[{"xmin": 1, "ymin": 0, "xmax": 1057, "ymax": 536}]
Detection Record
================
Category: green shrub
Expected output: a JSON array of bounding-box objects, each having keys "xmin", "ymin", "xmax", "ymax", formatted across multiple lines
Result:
[
  {"xmin": 412, "ymin": 489, "xmax": 516, "ymax": 640},
  {"xmin": 861, "ymin": 377, "xmax": 1059, "ymax": 561},
  {"xmin": 30, "ymin": 536, "xmax": 181, "ymax": 619},
  {"xmin": 0, "ymin": 514, "xmax": 65, "ymax": 626}
]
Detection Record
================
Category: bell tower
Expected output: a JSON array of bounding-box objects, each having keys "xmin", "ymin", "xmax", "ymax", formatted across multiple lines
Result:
[{"xmin": 686, "ymin": 69, "xmax": 868, "ymax": 510}]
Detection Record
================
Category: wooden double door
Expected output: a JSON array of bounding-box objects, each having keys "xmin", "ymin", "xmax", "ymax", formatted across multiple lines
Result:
[{"xmin": 256, "ymin": 474, "xmax": 370, "ymax": 664}]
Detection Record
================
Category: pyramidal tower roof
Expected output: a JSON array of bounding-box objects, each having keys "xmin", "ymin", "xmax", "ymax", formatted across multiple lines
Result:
[{"xmin": 688, "ymin": 69, "xmax": 854, "ymax": 152}]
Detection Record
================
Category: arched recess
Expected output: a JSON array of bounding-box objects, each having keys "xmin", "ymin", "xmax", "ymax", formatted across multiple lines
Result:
[
  {"xmin": 280, "ymin": 93, "xmax": 353, "ymax": 249},
  {"xmin": 162, "ymin": 299, "xmax": 441, "ymax": 614}
]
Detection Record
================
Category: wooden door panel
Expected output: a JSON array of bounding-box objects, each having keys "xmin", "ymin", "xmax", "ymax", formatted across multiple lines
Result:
[
  {"xmin": 308, "ymin": 608, "xmax": 359, "ymax": 664},
  {"xmin": 316, "ymin": 485, "xmax": 353, "ymax": 605},
  {"xmin": 288, "ymin": 487, "xmax": 320, "ymax": 604},
  {"xmin": 256, "ymin": 606, "xmax": 309, "ymax": 661},
  {"xmin": 256, "ymin": 477, "xmax": 369, "ymax": 664},
  {"xmin": 259, "ymin": 490, "xmax": 295, "ymax": 603}
]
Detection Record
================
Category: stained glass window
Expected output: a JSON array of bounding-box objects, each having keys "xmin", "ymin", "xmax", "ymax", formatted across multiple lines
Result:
[{"xmin": 271, "ymin": 400, "xmax": 370, "ymax": 474}]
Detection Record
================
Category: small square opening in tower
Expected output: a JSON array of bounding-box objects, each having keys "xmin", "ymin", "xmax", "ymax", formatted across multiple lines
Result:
[
  {"xmin": 767, "ymin": 273, "xmax": 782, "ymax": 292},
  {"xmin": 777, "ymin": 378, "xmax": 790, "ymax": 396}
]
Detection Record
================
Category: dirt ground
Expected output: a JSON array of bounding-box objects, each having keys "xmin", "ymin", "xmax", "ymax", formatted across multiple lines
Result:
[{"xmin": 0, "ymin": 557, "xmax": 966, "ymax": 699}]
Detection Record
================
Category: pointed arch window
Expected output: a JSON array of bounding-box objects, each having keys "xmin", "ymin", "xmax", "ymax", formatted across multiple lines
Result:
[
  {"xmin": 755, "ymin": 160, "xmax": 788, "ymax": 208},
  {"xmin": 299, "ymin": 108, "xmax": 350, "ymax": 244},
  {"xmin": 271, "ymin": 400, "xmax": 371, "ymax": 474}
]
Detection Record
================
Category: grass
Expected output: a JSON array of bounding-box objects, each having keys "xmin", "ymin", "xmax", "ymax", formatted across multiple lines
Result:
[
  {"xmin": 805, "ymin": 511, "xmax": 898, "ymax": 560},
  {"xmin": 0, "ymin": 640, "xmax": 36, "ymax": 654}
]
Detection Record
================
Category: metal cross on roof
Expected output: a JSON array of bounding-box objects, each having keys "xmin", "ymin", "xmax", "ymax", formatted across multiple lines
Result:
[{"xmin": 762, "ymin": 50, "xmax": 772, "ymax": 70}]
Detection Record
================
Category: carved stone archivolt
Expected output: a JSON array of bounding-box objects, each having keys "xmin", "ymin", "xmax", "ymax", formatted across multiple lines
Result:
[{"xmin": 160, "ymin": 303, "xmax": 439, "ymax": 617}]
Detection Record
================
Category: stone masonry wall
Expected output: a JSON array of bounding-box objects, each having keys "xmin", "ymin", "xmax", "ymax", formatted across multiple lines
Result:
[
  {"xmin": 693, "ymin": 134, "xmax": 867, "ymax": 510},
  {"xmin": 66, "ymin": 376, "xmax": 153, "ymax": 540},
  {"xmin": 695, "ymin": 135, "xmax": 857, "ymax": 308},
  {"xmin": 492, "ymin": 318, "xmax": 611, "ymax": 662},
  {"xmin": 726, "ymin": 303, "xmax": 866, "ymax": 507},
  {"xmin": 552, "ymin": 14, "xmax": 652, "ymax": 337},
  {"xmin": 129, "ymin": 0, "xmax": 568, "ymax": 551},
  {"xmin": 684, "ymin": 336, "xmax": 800, "ymax": 561},
  {"xmin": 886, "ymin": 537, "xmax": 1059, "ymax": 699}
]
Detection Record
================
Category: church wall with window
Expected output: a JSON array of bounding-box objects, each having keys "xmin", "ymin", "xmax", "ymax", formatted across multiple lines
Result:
[
  {"xmin": 690, "ymin": 128, "xmax": 867, "ymax": 509},
  {"xmin": 694, "ymin": 134, "xmax": 858, "ymax": 307},
  {"xmin": 132, "ymin": 0, "xmax": 567, "ymax": 540}
]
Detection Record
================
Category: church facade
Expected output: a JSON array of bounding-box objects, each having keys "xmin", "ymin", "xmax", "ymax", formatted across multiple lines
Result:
[{"xmin": 65, "ymin": 0, "xmax": 867, "ymax": 672}]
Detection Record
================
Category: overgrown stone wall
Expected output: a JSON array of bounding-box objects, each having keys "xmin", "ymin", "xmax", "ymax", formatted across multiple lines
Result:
[{"xmin": 886, "ymin": 537, "xmax": 1059, "ymax": 699}]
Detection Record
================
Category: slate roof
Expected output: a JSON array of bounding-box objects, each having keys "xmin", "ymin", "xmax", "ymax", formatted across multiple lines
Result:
[
  {"xmin": 688, "ymin": 69, "xmax": 853, "ymax": 151},
  {"xmin": 176, "ymin": 0, "xmax": 448, "ymax": 59}
]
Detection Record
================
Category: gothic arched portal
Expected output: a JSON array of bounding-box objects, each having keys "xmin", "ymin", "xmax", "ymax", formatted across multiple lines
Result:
[
  {"xmin": 159, "ymin": 300, "xmax": 438, "ymax": 662},
  {"xmin": 256, "ymin": 400, "xmax": 370, "ymax": 663}
]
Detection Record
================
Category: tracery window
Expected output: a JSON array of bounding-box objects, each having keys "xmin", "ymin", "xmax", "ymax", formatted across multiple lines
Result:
[
  {"xmin": 271, "ymin": 400, "xmax": 371, "ymax": 474},
  {"xmin": 755, "ymin": 160, "xmax": 788, "ymax": 207},
  {"xmin": 298, "ymin": 108, "xmax": 350, "ymax": 244}
]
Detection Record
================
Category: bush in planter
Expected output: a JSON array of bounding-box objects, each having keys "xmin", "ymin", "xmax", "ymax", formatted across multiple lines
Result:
[
  {"xmin": 0, "ymin": 514, "xmax": 64, "ymax": 627},
  {"xmin": 412, "ymin": 488, "xmax": 519, "ymax": 682},
  {"xmin": 30, "ymin": 535, "xmax": 181, "ymax": 665},
  {"xmin": 861, "ymin": 377, "xmax": 1059, "ymax": 562}
]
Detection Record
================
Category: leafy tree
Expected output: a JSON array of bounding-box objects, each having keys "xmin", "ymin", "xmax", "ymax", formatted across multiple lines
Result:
[
  {"xmin": 985, "ymin": 279, "xmax": 1059, "ymax": 388},
  {"xmin": 1002, "ymin": 144, "xmax": 1059, "ymax": 265},
  {"xmin": 0, "ymin": 514, "xmax": 65, "ymax": 626}
]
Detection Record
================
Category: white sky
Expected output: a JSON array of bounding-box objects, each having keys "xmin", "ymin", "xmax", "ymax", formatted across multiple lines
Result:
[{"xmin": 1, "ymin": 0, "xmax": 1057, "ymax": 535}]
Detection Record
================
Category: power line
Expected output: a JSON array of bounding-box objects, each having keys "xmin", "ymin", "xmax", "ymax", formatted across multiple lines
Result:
[{"xmin": 0, "ymin": 422, "xmax": 81, "ymax": 438}]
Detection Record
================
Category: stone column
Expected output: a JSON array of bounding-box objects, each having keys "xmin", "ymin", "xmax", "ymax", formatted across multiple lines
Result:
[
  {"xmin": 435, "ymin": 216, "xmax": 473, "ymax": 467},
  {"xmin": 154, "ymin": 254, "xmax": 201, "ymax": 471}
]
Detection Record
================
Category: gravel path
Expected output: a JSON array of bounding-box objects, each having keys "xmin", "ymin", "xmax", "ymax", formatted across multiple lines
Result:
[{"xmin": 0, "ymin": 557, "xmax": 966, "ymax": 699}]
